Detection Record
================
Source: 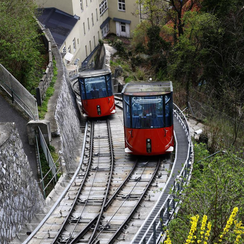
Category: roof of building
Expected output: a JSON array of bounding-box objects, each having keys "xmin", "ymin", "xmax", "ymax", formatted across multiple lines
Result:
[{"xmin": 37, "ymin": 8, "xmax": 79, "ymax": 48}]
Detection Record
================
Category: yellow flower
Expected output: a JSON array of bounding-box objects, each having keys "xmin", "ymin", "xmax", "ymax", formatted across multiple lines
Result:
[
  {"xmin": 219, "ymin": 207, "xmax": 239, "ymax": 242},
  {"xmin": 185, "ymin": 215, "xmax": 199, "ymax": 244},
  {"xmin": 164, "ymin": 230, "xmax": 172, "ymax": 244}
]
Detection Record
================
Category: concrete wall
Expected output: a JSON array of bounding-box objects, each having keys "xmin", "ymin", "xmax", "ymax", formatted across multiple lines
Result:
[{"xmin": 0, "ymin": 123, "xmax": 44, "ymax": 243}]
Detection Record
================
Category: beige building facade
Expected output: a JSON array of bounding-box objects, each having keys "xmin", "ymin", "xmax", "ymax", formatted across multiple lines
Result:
[
  {"xmin": 108, "ymin": 0, "xmax": 140, "ymax": 38},
  {"xmin": 35, "ymin": 0, "xmax": 140, "ymax": 72}
]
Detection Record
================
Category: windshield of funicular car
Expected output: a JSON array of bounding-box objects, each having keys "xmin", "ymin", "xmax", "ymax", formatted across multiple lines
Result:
[
  {"xmin": 81, "ymin": 74, "xmax": 112, "ymax": 99},
  {"xmin": 123, "ymin": 94, "xmax": 173, "ymax": 129}
]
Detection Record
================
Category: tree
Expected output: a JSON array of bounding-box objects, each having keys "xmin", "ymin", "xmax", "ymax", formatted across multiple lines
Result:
[
  {"xmin": 147, "ymin": 25, "xmax": 170, "ymax": 54},
  {"xmin": 165, "ymin": 0, "xmax": 202, "ymax": 41},
  {"xmin": 167, "ymin": 10, "xmax": 219, "ymax": 107},
  {"xmin": 201, "ymin": 0, "xmax": 244, "ymax": 18},
  {"xmin": 136, "ymin": 0, "xmax": 168, "ymax": 27},
  {"xmin": 199, "ymin": 5, "xmax": 244, "ymax": 145},
  {"xmin": 0, "ymin": 0, "xmax": 45, "ymax": 93}
]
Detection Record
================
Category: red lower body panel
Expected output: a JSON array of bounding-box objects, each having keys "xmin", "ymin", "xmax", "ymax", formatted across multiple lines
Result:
[
  {"xmin": 124, "ymin": 126, "xmax": 174, "ymax": 155},
  {"xmin": 81, "ymin": 96, "xmax": 115, "ymax": 117}
]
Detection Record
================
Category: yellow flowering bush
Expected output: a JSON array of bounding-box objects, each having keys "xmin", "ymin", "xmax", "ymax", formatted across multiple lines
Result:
[{"xmin": 164, "ymin": 207, "xmax": 244, "ymax": 244}]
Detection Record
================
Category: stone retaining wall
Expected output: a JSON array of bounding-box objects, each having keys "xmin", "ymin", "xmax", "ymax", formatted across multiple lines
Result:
[{"xmin": 0, "ymin": 123, "xmax": 44, "ymax": 243}]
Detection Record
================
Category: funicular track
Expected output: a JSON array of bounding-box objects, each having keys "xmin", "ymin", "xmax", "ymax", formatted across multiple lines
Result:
[
  {"xmin": 22, "ymin": 117, "xmax": 165, "ymax": 244},
  {"xmin": 23, "ymin": 119, "xmax": 115, "ymax": 243},
  {"xmin": 21, "ymin": 96, "xmax": 192, "ymax": 244}
]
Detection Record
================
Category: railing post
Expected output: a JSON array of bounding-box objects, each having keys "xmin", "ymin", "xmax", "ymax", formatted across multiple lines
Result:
[
  {"xmin": 166, "ymin": 198, "xmax": 170, "ymax": 220},
  {"xmin": 171, "ymin": 195, "xmax": 175, "ymax": 210},
  {"xmin": 153, "ymin": 221, "xmax": 156, "ymax": 244},
  {"xmin": 11, "ymin": 90, "xmax": 14, "ymax": 103},
  {"xmin": 160, "ymin": 207, "xmax": 165, "ymax": 230}
]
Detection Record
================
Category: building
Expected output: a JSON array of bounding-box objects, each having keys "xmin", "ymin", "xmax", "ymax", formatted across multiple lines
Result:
[{"xmin": 35, "ymin": 0, "xmax": 141, "ymax": 73}]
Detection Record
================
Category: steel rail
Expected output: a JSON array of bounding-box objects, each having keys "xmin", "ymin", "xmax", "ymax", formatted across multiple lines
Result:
[
  {"xmin": 88, "ymin": 119, "xmax": 115, "ymax": 244},
  {"xmin": 22, "ymin": 122, "xmax": 90, "ymax": 244},
  {"xmin": 69, "ymin": 159, "xmax": 138, "ymax": 243},
  {"xmin": 69, "ymin": 119, "xmax": 114, "ymax": 244},
  {"xmin": 51, "ymin": 121, "xmax": 94, "ymax": 244},
  {"xmin": 107, "ymin": 160, "xmax": 161, "ymax": 244}
]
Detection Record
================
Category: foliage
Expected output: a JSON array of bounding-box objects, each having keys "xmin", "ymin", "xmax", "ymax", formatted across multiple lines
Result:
[
  {"xmin": 167, "ymin": 143, "xmax": 244, "ymax": 243},
  {"xmin": 168, "ymin": 11, "xmax": 218, "ymax": 80},
  {"xmin": 199, "ymin": 6, "xmax": 244, "ymax": 128},
  {"xmin": 147, "ymin": 25, "xmax": 170, "ymax": 54},
  {"xmin": 136, "ymin": 0, "xmax": 168, "ymax": 26},
  {"xmin": 38, "ymin": 59, "xmax": 57, "ymax": 119},
  {"xmin": 131, "ymin": 21, "xmax": 150, "ymax": 53},
  {"xmin": 166, "ymin": 0, "xmax": 202, "ymax": 39},
  {"xmin": 167, "ymin": 10, "xmax": 219, "ymax": 107},
  {"xmin": 0, "ymin": 0, "xmax": 46, "ymax": 94},
  {"xmin": 201, "ymin": 0, "xmax": 244, "ymax": 19},
  {"xmin": 112, "ymin": 39, "xmax": 125, "ymax": 54},
  {"xmin": 165, "ymin": 207, "xmax": 244, "ymax": 243}
]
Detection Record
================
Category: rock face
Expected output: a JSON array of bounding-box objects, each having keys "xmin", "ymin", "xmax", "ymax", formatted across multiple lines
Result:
[{"xmin": 0, "ymin": 123, "xmax": 44, "ymax": 243}]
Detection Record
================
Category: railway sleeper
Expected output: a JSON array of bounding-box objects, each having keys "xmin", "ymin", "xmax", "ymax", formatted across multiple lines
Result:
[
  {"xmin": 77, "ymin": 198, "xmax": 104, "ymax": 205},
  {"xmin": 94, "ymin": 135, "xmax": 108, "ymax": 139},
  {"xmin": 118, "ymin": 194, "xmax": 141, "ymax": 200},
  {"xmin": 101, "ymin": 224, "xmax": 122, "ymax": 232},
  {"xmin": 90, "ymin": 167, "xmax": 111, "ymax": 172},
  {"xmin": 87, "ymin": 199, "xmax": 104, "ymax": 205},
  {"xmin": 70, "ymin": 216, "xmax": 90, "ymax": 223},
  {"xmin": 93, "ymin": 152, "xmax": 111, "ymax": 157}
]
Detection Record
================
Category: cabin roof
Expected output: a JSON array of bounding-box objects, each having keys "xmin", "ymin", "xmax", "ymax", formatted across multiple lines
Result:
[
  {"xmin": 78, "ymin": 69, "xmax": 111, "ymax": 78},
  {"xmin": 122, "ymin": 81, "xmax": 173, "ymax": 95}
]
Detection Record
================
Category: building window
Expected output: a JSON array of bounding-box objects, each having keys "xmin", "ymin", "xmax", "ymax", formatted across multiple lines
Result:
[
  {"xmin": 99, "ymin": 0, "xmax": 108, "ymax": 16},
  {"xmin": 121, "ymin": 22, "xmax": 126, "ymax": 32},
  {"xmin": 91, "ymin": 13, "xmax": 94, "ymax": 26},
  {"xmin": 89, "ymin": 40, "xmax": 92, "ymax": 52},
  {"xmin": 83, "ymin": 22, "xmax": 86, "ymax": 35},
  {"xmin": 87, "ymin": 18, "xmax": 90, "ymax": 30},
  {"xmin": 86, "ymin": 0, "xmax": 88, "ymax": 6},
  {"xmin": 73, "ymin": 38, "xmax": 76, "ymax": 52},
  {"xmin": 80, "ymin": 0, "xmax": 83, "ymax": 11},
  {"xmin": 98, "ymin": 31, "xmax": 100, "ymax": 41},
  {"xmin": 68, "ymin": 45, "xmax": 71, "ymax": 53},
  {"xmin": 62, "ymin": 45, "xmax": 66, "ymax": 54},
  {"xmin": 102, "ymin": 23, "xmax": 109, "ymax": 38},
  {"xmin": 85, "ymin": 45, "xmax": 88, "ymax": 57},
  {"xmin": 118, "ymin": 0, "xmax": 125, "ymax": 11},
  {"xmin": 96, "ymin": 8, "xmax": 98, "ymax": 21},
  {"xmin": 93, "ymin": 36, "xmax": 96, "ymax": 48}
]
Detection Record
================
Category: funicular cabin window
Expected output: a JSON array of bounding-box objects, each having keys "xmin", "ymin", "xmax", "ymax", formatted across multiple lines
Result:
[
  {"xmin": 164, "ymin": 94, "xmax": 173, "ymax": 127},
  {"xmin": 123, "ymin": 95, "xmax": 131, "ymax": 128},
  {"xmin": 124, "ymin": 94, "xmax": 173, "ymax": 130},
  {"xmin": 130, "ymin": 96, "xmax": 164, "ymax": 129},
  {"xmin": 79, "ymin": 74, "xmax": 112, "ymax": 100}
]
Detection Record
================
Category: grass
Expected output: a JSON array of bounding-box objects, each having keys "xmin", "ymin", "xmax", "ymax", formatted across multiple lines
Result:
[{"xmin": 38, "ymin": 58, "xmax": 58, "ymax": 119}]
